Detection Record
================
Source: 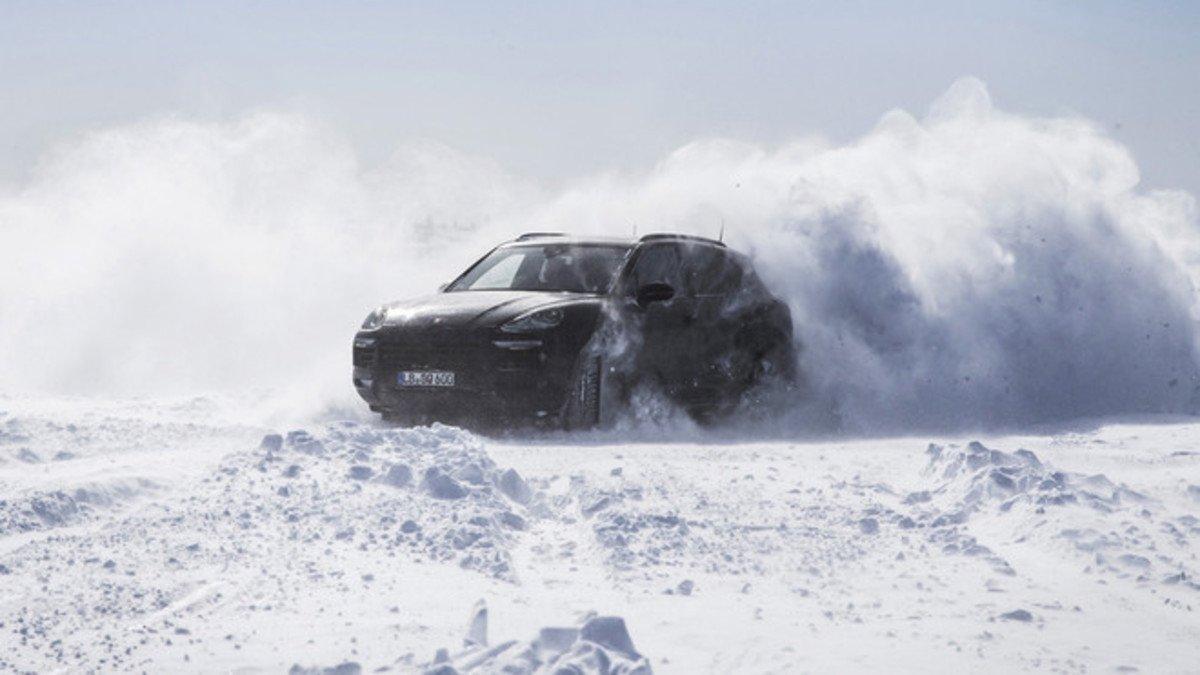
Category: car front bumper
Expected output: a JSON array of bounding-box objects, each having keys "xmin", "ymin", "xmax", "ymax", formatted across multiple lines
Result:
[{"xmin": 352, "ymin": 328, "xmax": 578, "ymax": 425}]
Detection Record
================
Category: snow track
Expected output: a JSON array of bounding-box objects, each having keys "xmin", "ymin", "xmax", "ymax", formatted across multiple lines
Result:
[{"xmin": 1, "ymin": 398, "xmax": 1198, "ymax": 672}]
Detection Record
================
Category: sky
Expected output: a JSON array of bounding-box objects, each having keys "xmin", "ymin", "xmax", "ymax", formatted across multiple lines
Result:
[
  {"xmin": 3, "ymin": 1, "xmax": 1200, "ymax": 423},
  {"xmin": 1, "ymin": 1, "xmax": 1198, "ymax": 194}
]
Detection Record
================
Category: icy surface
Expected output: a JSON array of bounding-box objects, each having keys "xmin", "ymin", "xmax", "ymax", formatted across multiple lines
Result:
[{"xmin": 1, "ymin": 397, "xmax": 1199, "ymax": 671}]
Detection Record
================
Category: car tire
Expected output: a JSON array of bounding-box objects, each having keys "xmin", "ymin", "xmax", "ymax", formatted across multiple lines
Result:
[
  {"xmin": 381, "ymin": 409, "xmax": 426, "ymax": 427},
  {"xmin": 561, "ymin": 354, "xmax": 602, "ymax": 430},
  {"xmin": 742, "ymin": 327, "xmax": 796, "ymax": 386},
  {"xmin": 380, "ymin": 410, "xmax": 406, "ymax": 426},
  {"xmin": 755, "ymin": 340, "xmax": 797, "ymax": 386}
]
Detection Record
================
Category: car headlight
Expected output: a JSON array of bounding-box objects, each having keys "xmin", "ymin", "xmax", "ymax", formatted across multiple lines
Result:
[
  {"xmin": 500, "ymin": 307, "xmax": 564, "ymax": 333},
  {"xmin": 361, "ymin": 306, "xmax": 388, "ymax": 330}
]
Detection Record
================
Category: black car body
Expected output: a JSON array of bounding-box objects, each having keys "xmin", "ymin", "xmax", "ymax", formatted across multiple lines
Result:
[{"xmin": 352, "ymin": 233, "xmax": 795, "ymax": 428}]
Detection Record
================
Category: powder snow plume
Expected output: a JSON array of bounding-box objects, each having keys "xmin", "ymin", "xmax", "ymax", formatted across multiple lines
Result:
[{"xmin": 1, "ymin": 78, "xmax": 1197, "ymax": 431}]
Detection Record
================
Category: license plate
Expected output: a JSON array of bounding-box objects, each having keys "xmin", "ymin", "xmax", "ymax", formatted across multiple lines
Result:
[{"xmin": 398, "ymin": 371, "xmax": 455, "ymax": 387}]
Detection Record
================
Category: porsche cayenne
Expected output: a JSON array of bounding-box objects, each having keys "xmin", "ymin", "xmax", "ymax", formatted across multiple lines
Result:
[{"xmin": 352, "ymin": 233, "xmax": 795, "ymax": 428}]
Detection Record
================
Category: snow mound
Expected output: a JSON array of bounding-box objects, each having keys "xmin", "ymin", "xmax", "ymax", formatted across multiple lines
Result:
[
  {"xmin": 418, "ymin": 600, "xmax": 652, "ymax": 674},
  {"xmin": 885, "ymin": 441, "xmax": 1200, "ymax": 588},
  {"xmin": 209, "ymin": 423, "xmax": 532, "ymax": 581},
  {"xmin": 0, "ymin": 421, "xmax": 541, "ymax": 670},
  {"xmin": 0, "ymin": 401, "xmax": 255, "ymax": 538},
  {"xmin": 0, "ymin": 477, "xmax": 158, "ymax": 536},
  {"xmin": 920, "ymin": 441, "xmax": 1152, "ymax": 517}
]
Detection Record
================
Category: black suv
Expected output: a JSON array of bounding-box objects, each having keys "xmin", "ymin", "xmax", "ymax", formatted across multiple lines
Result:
[{"xmin": 352, "ymin": 233, "xmax": 795, "ymax": 428}]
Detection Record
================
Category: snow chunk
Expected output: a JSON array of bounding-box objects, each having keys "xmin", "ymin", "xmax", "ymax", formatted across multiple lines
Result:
[
  {"xmin": 347, "ymin": 465, "xmax": 374, "ymax": 481},
  {"xmin": 285, "ymin": 430, "xmax": 325, "ymax": 455},
  {"xmin": 422, "ymin": 467, "xmax": 468, "ymax": 500},
  {"xmin": 464, "ymin": 600, "xmax": 487, "ymax": 648},
  {"xmin": 497, "ymin": 468, "xmax": 532, "ymax": 505},
  {"xmin": 420, "ymin": 604, "xmax": 653, "ymax": 674},
  {"xmin": 1000, "ymin": 609, "xmax": 1033, "ymax": 622},
  {"xmin": 259, "ymin": 433, "xmax": 283, "ymax": 453},
  {"xmin": 384, "ymin": 463, "xmax": 413, "ymax": 488},
  {"xmin": 579, "ymin": 616, "xmax": 640, "ymax": 656},
  {"xmin": 457, "ymin": 463, "xmax": 487, "ymax": 486},
  {"xmin": 497, "ymin": 511, "xmax": 527, "ymax": 531},
  {"xmin": 288, "ymin": 663, "xmax": 362, "ymax": 675}
]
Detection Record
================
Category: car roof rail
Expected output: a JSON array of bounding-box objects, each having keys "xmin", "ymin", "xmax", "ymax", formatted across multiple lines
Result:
[
  {"xmin": 515, "ymin": 232, "xmax": 567, "ymax": 241},
  {"xmin": 638, "ymin": 233, "xmax": 726, "ymax": 247}
]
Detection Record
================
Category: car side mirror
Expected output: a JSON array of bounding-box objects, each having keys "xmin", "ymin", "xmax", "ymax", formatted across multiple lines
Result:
[{"xmin": 635, "ymin": 282, "xmax": 675, "ymax": 307}]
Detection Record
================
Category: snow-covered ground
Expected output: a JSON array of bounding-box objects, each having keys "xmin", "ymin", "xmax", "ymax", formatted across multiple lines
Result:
[{"xmin": 2, "ymin": 395, "xmax": 1198, "ymax": 673}]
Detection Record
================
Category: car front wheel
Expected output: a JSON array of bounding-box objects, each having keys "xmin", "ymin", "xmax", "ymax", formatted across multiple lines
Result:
[{"xmin": 560, "ymin": 354, "xmax": 601, "ymax": 430}]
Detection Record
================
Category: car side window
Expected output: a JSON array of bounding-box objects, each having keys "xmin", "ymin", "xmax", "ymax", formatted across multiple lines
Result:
[
  {"xmin": 628, "ymin": 244, "xmax": 685, "ymax": 292},
  {"xmin": 691, "ymin": 248, "xmax": 744, "ymax": 296}
]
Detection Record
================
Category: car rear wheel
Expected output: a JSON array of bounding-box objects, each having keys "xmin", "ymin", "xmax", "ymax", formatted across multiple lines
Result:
[{"xmin": 741, "ymin": 327, "xmax": 796, "ymax": 386}]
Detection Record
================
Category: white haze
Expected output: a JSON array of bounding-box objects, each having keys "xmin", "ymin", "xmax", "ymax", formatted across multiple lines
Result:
[{"xmin": 1, "ymin": 78, "xmax": 1197, "ymax": 433}]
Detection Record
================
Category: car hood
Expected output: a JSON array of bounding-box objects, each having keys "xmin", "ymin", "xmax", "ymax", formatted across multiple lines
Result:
[{"xmin": 380, "ymin": 291, "xmax": 590, "ymax": 330}]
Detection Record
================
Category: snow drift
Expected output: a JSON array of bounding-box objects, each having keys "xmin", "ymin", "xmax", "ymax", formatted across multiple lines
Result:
[
  {"xmin": 1, "ymin": 78, "xmax": 1197, "ymax": 431},
  {"xmin": 3, "ymin": 396, "xmax": 1199, "ymax": 671},
  {"xmin": 0, "ymin": 417, "xmax": 545, "ymax": 669}
]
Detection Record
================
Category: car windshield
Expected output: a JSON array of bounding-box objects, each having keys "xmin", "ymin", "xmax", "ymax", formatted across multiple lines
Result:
[{"xmin": 449, "ymin": 244, "xmax": 629, "ymax": 293}]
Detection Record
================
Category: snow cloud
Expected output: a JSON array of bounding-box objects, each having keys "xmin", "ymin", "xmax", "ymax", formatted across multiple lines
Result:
[{"xmin": 2, "ymin": 78, "xmax": 1197, "ymax": 431}]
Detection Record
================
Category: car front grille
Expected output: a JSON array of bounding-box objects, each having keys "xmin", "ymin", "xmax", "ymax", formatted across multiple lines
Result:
[
  {"xmin": 375, "ymin": 334, "xmax": 485, "ymax": 370},
  {"xmin": 353, "ymin": 346, "xmax": 375, "ymax": 367},
  {"xmin": 358, "ymin": 329, "xmax": 571, "ymax": 414}
]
